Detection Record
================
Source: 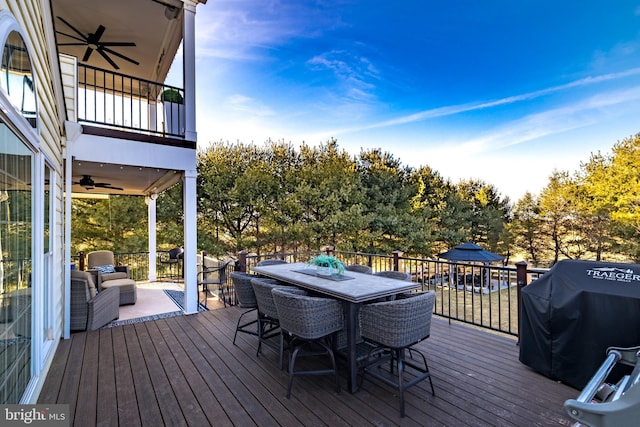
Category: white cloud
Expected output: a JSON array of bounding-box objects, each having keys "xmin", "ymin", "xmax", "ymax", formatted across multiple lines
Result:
[
  {"xmin": 195, "ymin": 1, "xmax": 344, "ymax": 61},
  {"xmin": 226, "ymin": 94, "xmax": 275, "ymax": 117}
]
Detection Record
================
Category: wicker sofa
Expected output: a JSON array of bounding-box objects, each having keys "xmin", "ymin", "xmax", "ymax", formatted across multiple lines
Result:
[{"xmin": 71, "ymin": 270, "xmax": 120, "ymax": 331}]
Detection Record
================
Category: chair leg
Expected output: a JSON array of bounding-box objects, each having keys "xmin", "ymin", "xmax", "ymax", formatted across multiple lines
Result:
[
  {"xmin": 287, "ymin": 344, "xmax": 302, "ymax": 399},
  {"xmin": 397, "ymin": 349, "xmax": 406, "ymax": 418},
  {"xmin": 361, "ymin": 345, "xmax": 434, "ymax": 418},
  {"xmin": 285, "ymin": 338, "xmax": 340, "ymax": 399},
  {"xmin": 413, "ymin": 347, "xmax": 435, "ymax": 396},
  {"xmin": 279, "ymin": 331, "xmax": 285, "ymax": 370},
  {"xmin": 256, "ymin": 316, "xmax": 264, "ymax": 357},
  {"xmin": 233, "ymin": 308, "xmax": 258, "ymax": 345},
  {"xmin": 219, "ymin": 284, "xmax": 227, "ymax": 308},
  {"xmin": 201, "ymin": 283, "xmax": 208, "ymax": 308},
  {"xmin": 256, "ymin": 315, "xmax": 279, "ymax": 357},
  {"xmin": 324, "ymin": 338, "xmax": 341, "ymax": 395}
]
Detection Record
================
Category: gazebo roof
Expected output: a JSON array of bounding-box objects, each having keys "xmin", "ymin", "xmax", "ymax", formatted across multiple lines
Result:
[{"xmin": 438, "ymin": 242, "xmax": 504, "ymax": 263}]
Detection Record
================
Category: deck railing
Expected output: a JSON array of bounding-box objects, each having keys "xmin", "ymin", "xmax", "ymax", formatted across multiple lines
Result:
[
  {"xmin": 76, "ymin": 63, "xmax": 185, "ymax": 138},
  {"xmin": 71, "ymin": 248, "xmax": 547, "ymax": 337},
  {"xmin": 239, "ymin": 249, "xmax": 547, "ymax": 337}
]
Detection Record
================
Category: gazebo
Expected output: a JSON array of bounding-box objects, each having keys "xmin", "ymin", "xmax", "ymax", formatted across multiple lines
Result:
[{"xmin": 438, "ymin": 242, "xmax": 505, "ymax": 292}]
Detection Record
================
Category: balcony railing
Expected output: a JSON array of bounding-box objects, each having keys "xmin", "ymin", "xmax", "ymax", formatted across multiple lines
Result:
[{"xmin": 76, "ymin": 64, "xmax": 185, "ymax": 138}]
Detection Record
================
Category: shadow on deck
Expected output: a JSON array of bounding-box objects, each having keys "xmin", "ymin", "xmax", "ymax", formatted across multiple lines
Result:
[{"xmin": 38, "ymin": 306, "xmax": 577, "ymax": 426}]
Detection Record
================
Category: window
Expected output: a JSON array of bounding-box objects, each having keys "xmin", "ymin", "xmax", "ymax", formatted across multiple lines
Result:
[
  {"xmin": 0, "ymin": 119, "xmax": 32, "ymax": 403},
  {"xmin": 0, "ymin": 31, "xmax": 36, "ymax": 127}
]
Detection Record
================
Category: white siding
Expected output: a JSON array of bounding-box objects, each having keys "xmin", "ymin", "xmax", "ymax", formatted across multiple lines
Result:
[{"xmin": 59, "ymin": 54, "xmax": 76, "ymax": 122}]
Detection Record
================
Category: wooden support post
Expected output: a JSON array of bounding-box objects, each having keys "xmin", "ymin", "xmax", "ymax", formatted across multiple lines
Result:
[
  {"xmin": 79, "ymin": 251, "xmax": 85, "ymax": 271},
  {"xmin": 393, "ymin": 250, "xmax": 404, "ymax": 272},
  {"xmin": 237, "ymin": 250, "xmax": 247, "ymax": 272}
]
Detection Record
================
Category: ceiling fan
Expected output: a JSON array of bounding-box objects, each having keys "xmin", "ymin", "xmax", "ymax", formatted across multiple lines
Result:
[
  {"xmin": 55, "ymin": 17, "xmax": 139, "ymax": 70},
  {"xmin": 74, "ymin": 175, "xmax": 123, "ymax": 191}
]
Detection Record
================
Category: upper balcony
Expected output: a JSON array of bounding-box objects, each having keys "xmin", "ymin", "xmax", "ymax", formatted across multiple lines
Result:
[
  {"xmin": 52, "ymin": 0, "xmax": 199, "ymax": 147},
  {"xmin": 64, "ymin": 60, "xmax": 189, "ymax": 144}
]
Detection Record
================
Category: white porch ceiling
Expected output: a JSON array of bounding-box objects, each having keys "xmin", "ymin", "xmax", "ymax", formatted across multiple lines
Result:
[
  {"xmin": 69, "ymin": 160, "xmax": 182, "ymax": 196},
  {"xmin": 51, "ymin": 0, "xmax": 185, "ymax": 81}
]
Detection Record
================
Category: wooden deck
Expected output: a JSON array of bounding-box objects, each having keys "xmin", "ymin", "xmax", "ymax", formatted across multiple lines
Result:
[{"xmin": 39, "ymin": 304, "xmax": 578, "ymax": 426}]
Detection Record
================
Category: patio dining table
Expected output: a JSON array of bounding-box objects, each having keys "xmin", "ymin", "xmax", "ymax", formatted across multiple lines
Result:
[{"xmin": 251, "ymin": 262, "xmax": 419, "ymax": 393}]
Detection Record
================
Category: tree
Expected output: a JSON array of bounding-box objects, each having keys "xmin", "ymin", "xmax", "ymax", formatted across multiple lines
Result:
[
  {"xmin": 295, "ymin": 140, "xmax": 367, "ymax": 251},
  {"xmin": 509, "ymin": 192, "xmax": 542, "ymax": 265},
  {"xmin": 155, "ymin": 183, "xmax": 185, "ymax": 250},
  {"xmin": 356, "ymin": 149, "xmax": 425, "ymax": 254},
  {"xmin": 454, "ymin": 179, "xmax": 511, "ymax": 252},
  {"xmin": 197, "ymin": 142, "xmax": 267, "ymax": 253},
  {"xmin": 71, "ymin": 195, "xmax": 148, "ymax": 254},
  {"xmin": 574, "ymin": 152, "xmax": 615, "ymax": 261},
  {"xmin": 603, "ymin": 134, "xmax": 640, "ymax": 260},
  {"xmin": 538, "ymin": 170, "xmax": 582, "ymax": 265}
]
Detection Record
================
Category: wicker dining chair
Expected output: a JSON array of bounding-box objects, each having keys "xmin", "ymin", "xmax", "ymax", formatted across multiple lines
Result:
[
  {"xmin": 344, "ymin": 264, "xmax": 373, "ymax": 274},
  {"xmin": 359, "ymin": 291, "xmax": 436, "ymax": 417},
  {"xmin": 230, "ymin": 271, "xmax": 259, "ymax": 345},
  {"xmin": 272, "ymin": 288, "xmax": 344, "ymax": 399},
  {"xmin": 373, "ymin": 270, "xmax": 412, "ymax": 281},
  {"xmin": 251, "ymin": 277, "xmax": 307, "ymax": 368}
]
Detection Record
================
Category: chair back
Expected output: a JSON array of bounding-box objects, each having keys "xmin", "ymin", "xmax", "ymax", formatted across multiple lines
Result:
[
  {"xmin": 251, "ymin": 278, "xmax": 305, "ymax": 319},
  {"xmin": 230, "ymin": 271, "xmax": 257, "ymax": 308},
  {"xmin": 374, "ymin": 270, "xmax": 412, "ymax": 281},
  {"xmin": 202, "ymin": 260, "xmax": 232, "ymax": 284},
  {"xmin": 360, "ymin": 291, "xmax": 436, "ymax": 348},
  {"xmin": 218, "ymin": 260, "xmax": 231, "ymax": 284},
  {"xmin": 87, "ymin": 250, "xmax": 115, "ymax": 268},
  {"xmin": 71, "ymin": 270, "xmax": 98, "ymax": 298},
  {"xmin": 344, "ymin": 264, "xmax": 372, "ymax": 274},
  {"xmin": 257, "ymin": 259, "xmax": 288, "ymax": 266},
  {"xmin": 272, "ymin": 288, "xmax": 344, "ymax": 340},
  {"xmin": 168, "ymin": 247, "xmax": 184, "ymax": 260}
]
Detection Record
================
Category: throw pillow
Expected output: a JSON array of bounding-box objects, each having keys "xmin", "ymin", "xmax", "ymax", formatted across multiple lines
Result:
[{"xmin": 95, "ymin": 264, "xmax": 116, "ymax": 274}]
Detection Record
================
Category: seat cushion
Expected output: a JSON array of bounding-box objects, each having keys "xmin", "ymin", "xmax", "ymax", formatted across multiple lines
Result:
[
  {"xmin": 101, "ymin": 271, "xmax": 128, "ymax": 281},
  {"xmin": 99, "ymin": 278, "xmax": 137, "ymax": 305}
]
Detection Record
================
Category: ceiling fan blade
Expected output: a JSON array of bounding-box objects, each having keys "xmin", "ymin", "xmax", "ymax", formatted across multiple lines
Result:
[
  {"xmin": 101, "ymin": 46, "xmax": 140, "ymax": 66},
  {"xmin": 95, "ymin": 183, "xmax": 123, "ymax": 191},
  {"xmin": 96, "ymin": 48, "xmax": 119, "ymax": 69},
  {"xmin": 82, "ymin": 46, "xmax": 94, "ymax": 62},
  {"xmin": 56, "ymin": 16, "xmax": 88, "ymax": 41},
  {"xmin": 91, "ymin": 25, "xmax": 106, "ymax": 43},
  {"xmin": 55, "ymin": 31, "xmax": 87, "ymax": 43},
  {"xmin": 100, "ymin": 42, "xmax": 136, "ymax": 47},
  {"xmin": 58, "ymin": 43, "xmax": 90, "ymax": 47}
]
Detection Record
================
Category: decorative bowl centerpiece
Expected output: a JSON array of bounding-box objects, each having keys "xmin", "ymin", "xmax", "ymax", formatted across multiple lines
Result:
[{"xmin": 307, "ymin": 254, "xmax": 345, "ymax": 277}]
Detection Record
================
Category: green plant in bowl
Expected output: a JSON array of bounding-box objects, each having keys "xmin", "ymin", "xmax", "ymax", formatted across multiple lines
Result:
[
  {"xmin": 160, "ymin": 88, "xmax": 184, "ymax": 104},
  {"xmin": 308, "ymin": 255, "xmax": 345, "ymax": 275}
]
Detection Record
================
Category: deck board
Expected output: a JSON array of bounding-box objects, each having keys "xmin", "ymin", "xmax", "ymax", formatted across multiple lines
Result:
[
  {"xmin": 133, "ymin": 322, "xmax": 186, "ymax": 427},
  {"xmin": 111, "ymin": 327, "xmax": 140, "ymax": 427},
  {"xmin": 39, "ymin": 306, "xmax": 578, "ymax": 427},
  {"xmin": 96, "ymin": 330, "xmax": 117, "ymax": 427}
]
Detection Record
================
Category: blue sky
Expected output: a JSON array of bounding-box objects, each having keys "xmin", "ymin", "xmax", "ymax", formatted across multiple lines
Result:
[{"xmin": 187, "ymin": 1, "xmax": 640, "ymax": 201}]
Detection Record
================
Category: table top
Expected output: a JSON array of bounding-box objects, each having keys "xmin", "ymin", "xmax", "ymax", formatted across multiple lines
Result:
[{"xmin": 251, "ymin": 262, "xmax": 419, "ymax": 303}]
